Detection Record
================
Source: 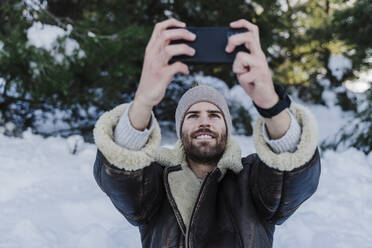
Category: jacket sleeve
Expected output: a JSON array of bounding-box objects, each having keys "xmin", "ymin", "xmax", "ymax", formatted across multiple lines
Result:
[
  {"xmin": 249, "ymin": 102, "xmax": 321, "ymax": 225},
  {"xmin": 93, "ymin": 103, "xmax": 164, "ymax": 226}
]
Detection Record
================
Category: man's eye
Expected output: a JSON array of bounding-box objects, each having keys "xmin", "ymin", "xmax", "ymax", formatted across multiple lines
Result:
[
  {"xmin": 211, "ymin": 114, "xmax": 220, "ymax": 118},
  {"xmin": 188, "ymin": 114, "xmax": 197, "ymax": 118}
]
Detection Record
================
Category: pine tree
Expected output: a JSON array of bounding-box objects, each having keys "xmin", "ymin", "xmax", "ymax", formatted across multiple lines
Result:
[
  {"xmin": 1, "ymin": 0, "xmax": 368, "ymax": 147},
  {"xmin": 321, "ymin": 0, "xmax": 372, "ymax": 154}
]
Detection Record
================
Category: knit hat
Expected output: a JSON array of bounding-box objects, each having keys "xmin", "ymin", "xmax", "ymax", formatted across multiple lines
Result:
[{"xmin": 175, "ymin": 83, "xmax": 232, "ymax": 139}]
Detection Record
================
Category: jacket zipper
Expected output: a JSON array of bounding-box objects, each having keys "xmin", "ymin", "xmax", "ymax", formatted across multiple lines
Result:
[{"xmin": 185, "ymin": 169, "xmax": 216, "ymax": 248}]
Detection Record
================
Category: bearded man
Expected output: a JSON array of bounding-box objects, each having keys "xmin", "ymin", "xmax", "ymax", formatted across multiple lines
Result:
[{"xmin": 93, "ymin": 18, "xmax": 320, "ymax": 248}]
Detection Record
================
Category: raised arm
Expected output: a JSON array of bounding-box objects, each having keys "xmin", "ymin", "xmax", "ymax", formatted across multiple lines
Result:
[
  {"xmin": 93, "ymin": 18, "xmax": 196, "ymax": 225},
  {"xmin": 249, "ymin": 102, "xmax": 321, "ymax": 224},
  {"xmin": 227, "ymin": 19, "xmax": 320, "ymax": 224}
]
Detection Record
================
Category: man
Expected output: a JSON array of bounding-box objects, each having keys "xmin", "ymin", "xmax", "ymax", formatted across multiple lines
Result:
[{"xmin": 93, "ymin": 18, "xmax": 320, "ymax": 247}]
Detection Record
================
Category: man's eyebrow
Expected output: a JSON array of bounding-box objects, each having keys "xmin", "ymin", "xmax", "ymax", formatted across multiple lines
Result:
[{"xmin": 185, "ymin": 110, "xmax": 222, "ymax": 115}]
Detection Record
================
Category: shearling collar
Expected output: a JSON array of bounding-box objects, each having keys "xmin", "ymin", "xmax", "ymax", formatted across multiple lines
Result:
[
  {"xmin": 92, "ymin": 102, "xmax": 243, "ymax": 174},
  {"xmin": 154, "ymin": 137, "xmax": 243, "ymax": 231},
  {"xmin": 154, "ymin": 137, "xmax": 243, "ymax": 179}
]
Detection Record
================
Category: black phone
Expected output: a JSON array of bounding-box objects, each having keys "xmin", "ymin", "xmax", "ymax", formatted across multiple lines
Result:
[{"xmin": 168, "ymin": 27, "xmax": 249, "ymax": 65}]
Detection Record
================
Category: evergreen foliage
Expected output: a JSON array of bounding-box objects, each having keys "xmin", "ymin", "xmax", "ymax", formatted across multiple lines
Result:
[
  {"xmin": 0, "ymin": 0, "xmax": 370, "ymax": 152},
  {"xmin": 321, "ymin": 0, "xmax": 372, "ymax": 154}
]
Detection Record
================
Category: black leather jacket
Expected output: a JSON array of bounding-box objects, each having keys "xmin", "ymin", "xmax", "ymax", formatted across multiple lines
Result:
[
  {"xmin": 93, "ymin": 102, "xmax": 321, "ymax": 247},
  {"xmin": 93, "ymin": 148, "xmax": 320, "ymax": 248}
]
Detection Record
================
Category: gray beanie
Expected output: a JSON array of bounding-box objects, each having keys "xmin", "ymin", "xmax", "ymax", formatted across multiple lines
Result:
[{"xmin": 175, "ymin": 84, "xmax": 232, "ymax": 139}]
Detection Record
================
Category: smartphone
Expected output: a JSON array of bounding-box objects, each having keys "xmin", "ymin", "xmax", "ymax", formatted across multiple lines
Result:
[{"xmin": 168, "ymin": 27, "xmax": 249, "ymax": 65}]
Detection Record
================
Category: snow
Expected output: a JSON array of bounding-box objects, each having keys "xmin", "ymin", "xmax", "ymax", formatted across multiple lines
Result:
[
  {"xmin": 0, "ymin": 78, "xmax": 21, "ymax": 98},
  {"xmin": 32, "ymin": 102, "xmax": 100, "ymax": 135},
  {"xmin": 27, "ymin": 22, "xmax": 68, "ymax": 51},
  {"xmin": 27, "ymin": 22, "xmax": 85, "ymax": 64},
  {"xmin": 344, "ymin": 69, "xmax": 372, "ymax": 93},
  {"xmin": 244, "ymin": 0, "xmax": 264, "ymax": 15},
  {"xmin": 0, "ymin": 78, "xmax": 5, "ymax": 95},
  {"xmin": 0, "ymin": 131, "xmax": 141, "ymax": 247},
  {"xmin": 29, "ymin": 61, "xmax": 40, "ymax": 77},
  {"xmin": 66, "ymin": 135, "xmax": 85, "ymax": 155},
  {"xmin": 23, "ymin": 0, "xmax": 47, "ymax": 11},
  {"xmin": 87, "ymin": 31, "xmax": 96, "ymax": 38},
  {"xmin": 4, "ymin": 122, "xmax": 16, "ymax": 133},
  {"xmin": 275, "ymin": 147, "xmax": 372, "ymax": 247},
  {"xmin": 280, "ymin": 0, "xmax": 321, "ymax": 11},
  {"xmin": 1, "ymin": 86, "xmax": 372, "ymax": 247},
  {"xmin": 328, "ymin": 54, "xmax": 352, "ymax": 81},
  {"xmin": 33, "ymin": 108, "xmax": 72, "ymax": 134}
]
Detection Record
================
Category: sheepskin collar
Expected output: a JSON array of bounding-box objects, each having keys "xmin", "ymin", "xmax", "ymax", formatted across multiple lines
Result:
[
  {"xmin": 154, "ymin": 137, "xmax": 243, "ymax": 178},
  {"xmin": 153, "ymin": 137, "xmax": 243, "ymax": 231}
]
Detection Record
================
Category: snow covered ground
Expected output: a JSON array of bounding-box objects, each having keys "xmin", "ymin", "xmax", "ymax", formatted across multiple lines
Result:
[{"xmin": 1, "ymin": 91, "xmax": 372, "ymax": 248}]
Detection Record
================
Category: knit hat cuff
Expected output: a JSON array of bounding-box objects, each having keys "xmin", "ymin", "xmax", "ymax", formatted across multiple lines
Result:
[{"xmin": 175, "ymin": 85, "xmax": 232, "ymax": 139}]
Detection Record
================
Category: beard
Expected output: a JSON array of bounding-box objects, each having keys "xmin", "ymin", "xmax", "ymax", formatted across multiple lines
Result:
[{"xmin": 181, "ymin": 128, "xmax": 227, "ymax": 166}]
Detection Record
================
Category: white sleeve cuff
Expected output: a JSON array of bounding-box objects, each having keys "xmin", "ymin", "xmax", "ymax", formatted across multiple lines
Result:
[
  {"xmin": 114, "ymin": 101, "xmax": 155, "ymax": 150},
  {"xmin": 262, "ymin": 109, "xmax": 302, "ymax": 154}
]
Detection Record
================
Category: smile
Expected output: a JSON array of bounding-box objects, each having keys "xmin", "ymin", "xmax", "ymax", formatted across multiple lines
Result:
[{"xmin": 195, "ymin": 134, "xmax": 214, "ymax": 140}]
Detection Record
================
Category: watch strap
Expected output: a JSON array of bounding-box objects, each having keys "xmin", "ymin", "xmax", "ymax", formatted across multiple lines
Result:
[{"xmin": 253, "ymin": 83, "xmax": 291, "ymax": 118}]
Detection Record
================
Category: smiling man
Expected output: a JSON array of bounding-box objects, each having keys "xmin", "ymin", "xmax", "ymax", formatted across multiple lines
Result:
[
  {"xmin": 93, "ymin": 18, "xmax": 321, "ymax": 248},
  {"xmin": 180, "ymin": 101, "xmax": 228, "ymax": 179}
]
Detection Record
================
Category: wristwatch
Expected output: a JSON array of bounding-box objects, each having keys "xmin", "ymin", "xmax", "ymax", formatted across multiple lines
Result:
[{"xmin": 253, "ymin": 83, "xmax": 291, "ymax": 118}]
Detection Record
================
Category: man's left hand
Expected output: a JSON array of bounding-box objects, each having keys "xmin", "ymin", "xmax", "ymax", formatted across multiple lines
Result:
[{"xmin": 226, "ymin": 19, "xmax": 278, "ymax": 109}]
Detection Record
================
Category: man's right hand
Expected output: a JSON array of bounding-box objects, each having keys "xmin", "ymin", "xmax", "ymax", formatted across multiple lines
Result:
[
  {"xmin": 129, "ymin": 18, "xmax": 196, "ymax": 131},
  {"xmin": 134, "ymin": 18, "xmax": 196, "ymax": 108}
]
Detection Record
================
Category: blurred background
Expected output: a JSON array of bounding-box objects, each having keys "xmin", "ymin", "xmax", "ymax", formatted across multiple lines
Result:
[
  {"xmin": 0, "ymin": 0, "xmax": 370, "ymax": 153},
  {"xmin": 0, "ymin": 1, "xmax": 372, "ymax": 247}
]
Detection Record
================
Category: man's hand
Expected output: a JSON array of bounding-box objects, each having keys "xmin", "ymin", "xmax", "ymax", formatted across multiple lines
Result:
[
  {"xmin": 226, "ymin": 19, "xmax": 278, "ymax": 109},
  {"xmin": 226, "ymin": 19, "xmax": 290, "ymax": 139},
  {"xmin": 135, "ymin": 18, "xmax": 196, "ymax": 108},
  {"xmin": 129, "ymin": 18, "xmax": 196, "ymax": 131}
]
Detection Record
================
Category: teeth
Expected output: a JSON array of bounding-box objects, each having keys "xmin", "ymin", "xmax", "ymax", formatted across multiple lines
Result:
[{"xmin": 196, "ymin": 135, "xmax": 213, "ymax": 140}]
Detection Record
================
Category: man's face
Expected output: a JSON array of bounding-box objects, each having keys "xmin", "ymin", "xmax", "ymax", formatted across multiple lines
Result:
[{"xmin": 181, "ymin": 102, "xmax": 227, "ymax": 165}]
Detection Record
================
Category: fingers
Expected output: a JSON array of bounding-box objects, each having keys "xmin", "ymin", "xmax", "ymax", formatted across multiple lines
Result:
[
  {"xmin": 137, "ymin": 19, "xmax": 192, "ymax": 107},
  {"xmin": 147, "ymin": 18, "xmax": 187, "ymax": 54},
  {"xmin": 233, "ymin": 51, "xmax": 258, "ymax": 85},
  {"xmin": 156, "ymin": 18, "xmax": 186, "ymax": 32},
  {"xmin": 146, "ymin": 18, "xmax": 196, "ymax": 66},
  {"xmin": 163, "ymin": 44, "xmax": 195, "ymax": 62},
  {"xmin": 166, "ymin": 61, "xmax": 190, "ymax": 78},
  {"xmin": 226, "ymin": 19, "xmax": 261, "ymax": 54},
  {"xmin": 232, "ymin": 52, "xmax": 255, "ymax": 74},
  {"xmin": 160, "ymin": 28, "xmax": 196, "ymax": 43},
  {"xmin": 230, "ymin": 19, "xmax": 259, "ymax": 36},
  {"xmin": 226, "ymin": 31, "xmax": 261, "ymax": 55},
  {"xmin": 154, "ymin": 28, "xmax": 196, "ymax": 55}
]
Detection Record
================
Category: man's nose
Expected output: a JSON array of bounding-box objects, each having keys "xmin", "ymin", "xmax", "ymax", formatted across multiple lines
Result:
[{"xmin": 198, "ymin": 114, "xmax": 211, "ymax": 128}]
